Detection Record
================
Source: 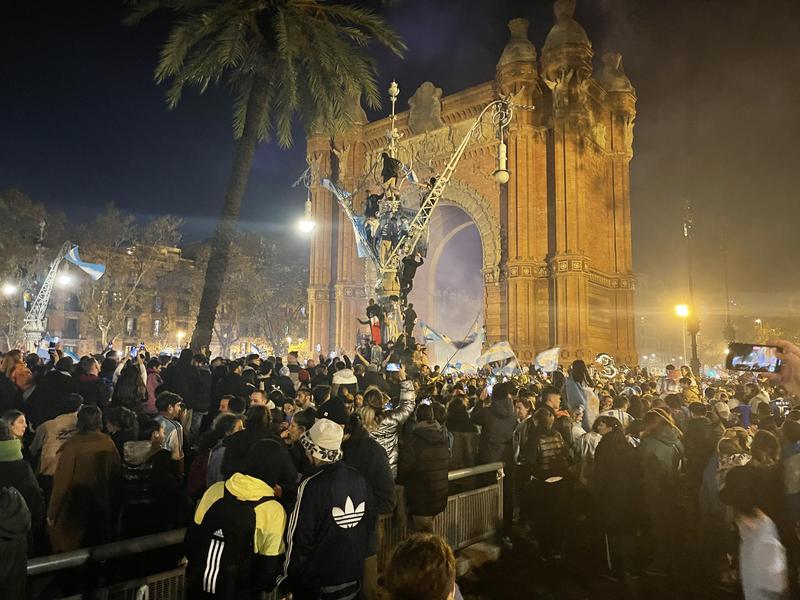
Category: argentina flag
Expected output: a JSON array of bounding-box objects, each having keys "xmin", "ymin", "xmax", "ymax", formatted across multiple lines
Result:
[{"xmin": 65, "ymin": 246, "xmax": 105, "ymax": 281}]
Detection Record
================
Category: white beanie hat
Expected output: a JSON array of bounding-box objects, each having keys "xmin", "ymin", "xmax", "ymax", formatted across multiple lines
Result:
[
  {"xmin": 300, "ymin": 418, "xmax": 344, "ymax": 463},
  {"xmin": 332, "ymin": 368, "xmax": 358, "ymax": 386}
]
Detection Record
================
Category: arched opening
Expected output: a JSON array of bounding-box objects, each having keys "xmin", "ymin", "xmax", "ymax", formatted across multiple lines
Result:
[{"xmin": 410, "ymin": 204, "xmax": 484, "ymax": 368}]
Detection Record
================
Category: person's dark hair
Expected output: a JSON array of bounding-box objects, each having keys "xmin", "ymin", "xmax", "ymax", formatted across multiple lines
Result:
[
  {"xmin": 664, "ymin": 394, "xmax": 683, "ymax": 411},
  {"xmin": 246, "ymin": 353, "xmax": 260, "ymax": 364},
  {"xmin": 1, "ymin": 410, "xmax": 24, "ymax": 431},
  {"xmin": 100, "ymin": 357, "xmax": 117, "ymax": 375},
  {"xmin": 105, "ymin": 406, "xmax": 136, "ymax": 431},
  {"xmin": 213, "ymin": 413, "xmax": 244, "ymax": 437},
  {"xmin": 539, "ymin": 386, "xmax": 560, "ymax": 406},
  {"xmin": 570, "ymin": 360, "xmax": 594, "ymax": 386},
  {"xmin": 193, "ymin": 353, "xmax": 209, "ymax": 365},
  {"xmin": 138, "ymin": 418, "xmax": 163, "ymax": 442},
  {"xmin": 431, "ymin": 401, "xmax": 447, "ymax": 426},
  {"xmin": 55, "ymin": 357, "xmax": 73, "ymax": 372},
  {"xmin": 627, "ymin": 396, "xmax": 644, "ymax": 419},
  {"xmin": 514, "ymin": 396, "xmax": 534, "ymax": 414},
  {"xmin": 0, "ymin": 420, "xmax": 13, "ymax": 441},
  {"xmin": 592, "ymin": 414, "xmax": 622, "ymax": 434},
  {"xmin": 782, "ymin": 419, "xmax": 800, "ymax": 443},
  {"xmin": 688, "ymin": 402, "xmax": 707, "ymax": 417},
  {"xmin": 226, "ymin": 395, "xmax": 247, "ymax": 414},
  {"xmin": 679, "ymin": 377, "xmax": 692, "ymax": 386},
  {"xmin": 612, "ymin": 395, "xmax": 629, "ymax": 409},
  {"xmin": 245, "ymin": 404, "xmax": 272, "ymax": 430},
  {"xmin": 551, "ymin": 370, "xmax": 566, "ymax": 392},
  {"xmin": 704, "ymin": 386, "xmax": 717, "ymax": 400},
  {"xmin": 415, "ymin": 402, "xmax": 435, "ymax": 423},
  {"xmin": 312, "ymin": 385, "xmax": 331, "ymax": 406},
  {"xmin": 293, "ymin": 407, "xmax": 317, "ymax": 432},
  {"xmin": 155, "ymin": 391, "xmax": 183, "ymax": 412},
  {"xmin": 78, "ymin": 355, "xmax": 98, "ymax": 374},
  {"xmin": 147, "ymin": 357, "xmax": 161, "ymax": 370},
  {"xmin": 598, "ymin": 424, "xmax": 630, "ymax": 454},
  {"xmin": 751, "ymin": 430, "xmax": 780, "ymax": 466},
  {"xmin": 384, "ymin": 533, "xmax": 456, "ymax": 600},
  {"xmin": 665, "ymin": 364, "xmax": 676, "ymax": 372},
  {"xmin": 77, "ymin": 405, "xmax": 103, "ymax": 433},
  {"xmin": 491, "ymin": 381, "xmax": 516, "ymax": 404}
]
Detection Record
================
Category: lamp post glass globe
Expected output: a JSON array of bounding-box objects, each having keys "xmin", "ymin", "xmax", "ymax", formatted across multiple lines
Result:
[
  {"xmin": 1, "ymin": 283, "xmax": 17, "ymax": 297},
  {"xmin": 674, "ymin": 304, "xmax": 689, "ymax": 318},
  {"xmin": 297, "ymin": 198, "xmax": 315, "ymax": 233}
]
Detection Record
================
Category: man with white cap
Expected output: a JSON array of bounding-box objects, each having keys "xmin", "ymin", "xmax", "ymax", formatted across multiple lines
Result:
[{"xmin": 278, "ymin": 418, "xmax": 374, "ymax": 600}]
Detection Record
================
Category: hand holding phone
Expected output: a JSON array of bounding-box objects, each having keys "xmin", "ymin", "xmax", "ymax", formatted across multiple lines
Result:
[
  {"xmin": 725, "ymin": 342, "xmax": 782, "ymax": 373},
  {"xmin": 763, "ymin": 339, "xmax": 800, "ymax": 396}
]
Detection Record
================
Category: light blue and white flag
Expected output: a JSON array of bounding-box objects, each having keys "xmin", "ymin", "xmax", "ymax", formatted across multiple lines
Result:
[
  {"xmin": 476, "ymin": 341, "xmax": 516, "ymax": 367},
  {"xmin": 65, "ymin": 246, "xmax": 105, "ymax": 281},
  {"xmin": 534, "ymin": 347, "xmax": 561, "ymax": 372},
  {"xmin": 418, "ymin": 320, "xmax": 452, "ymax": 345}
]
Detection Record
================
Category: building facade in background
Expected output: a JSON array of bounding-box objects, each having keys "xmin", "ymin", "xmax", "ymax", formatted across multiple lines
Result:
[{"xmin": 307, "ymin": 1, "xmax": 637, "ymax": 364}]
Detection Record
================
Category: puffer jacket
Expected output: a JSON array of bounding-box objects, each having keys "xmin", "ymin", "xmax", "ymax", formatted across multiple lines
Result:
[
  {"xmin": 472, "ymin": 398, "xmax": 516, "ymax": 465},
  {"xmin": 399, "ymin": 421, "xmax": 450, "ymax": 517},
  {"xmin": 367, "ymin": 380, "xmax": 415, "ymax": 477}
]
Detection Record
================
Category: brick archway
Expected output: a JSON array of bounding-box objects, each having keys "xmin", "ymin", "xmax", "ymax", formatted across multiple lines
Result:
[{"xmin": 439, "ymin": 179, "xmax": 502, "ymax": 283}]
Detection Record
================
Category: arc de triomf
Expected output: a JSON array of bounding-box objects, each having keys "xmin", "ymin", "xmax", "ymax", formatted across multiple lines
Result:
[{"xmin": 306, "ymin": 0, "xmax": 637, "ymax": 366}]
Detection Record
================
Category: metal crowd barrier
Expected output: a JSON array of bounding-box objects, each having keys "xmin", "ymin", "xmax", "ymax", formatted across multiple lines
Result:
[{"xmin": 27, "ymin": 462, "xmax": 504, "ymax": 599}]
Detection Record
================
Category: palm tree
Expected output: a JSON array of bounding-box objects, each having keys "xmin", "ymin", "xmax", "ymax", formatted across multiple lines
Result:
[{"xmin": 127, "ymin": 0, "xmax": 405, "ymax": 352}]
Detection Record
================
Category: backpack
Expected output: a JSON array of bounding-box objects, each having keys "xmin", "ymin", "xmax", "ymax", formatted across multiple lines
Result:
[{"xmin": 185, "ymin": 488, "xmax": 277, "ymax": 598}]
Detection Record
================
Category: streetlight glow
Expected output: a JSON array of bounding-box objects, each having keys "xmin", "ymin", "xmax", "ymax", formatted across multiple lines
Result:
[
  {"xmin": 674, "ymin": 304, "xmax": 689, "ymax": 318},
  {"xmin": 1, "ymin": 283, "xmax": 17, "ymax": 297},
  {"xmin": 297, "ymin": 198, "xmax": 315, "ymax": 234},
  {"xmin": 57, "ymin": 273, "xmax": 73, "ymax": 287}
]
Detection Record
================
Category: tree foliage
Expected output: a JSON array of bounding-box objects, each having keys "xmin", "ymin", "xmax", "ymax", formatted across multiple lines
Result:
[
  {"xmin": 75, "ymin": 204, "xmax": 182, "ymax": 348},
  {"xmin": 126, "ymin": 0, "xmax": 405, "ymax": 147}
]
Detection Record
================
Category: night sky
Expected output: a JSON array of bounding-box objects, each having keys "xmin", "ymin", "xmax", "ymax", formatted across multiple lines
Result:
[{"xmin": 3, "ymin": 0, "xmax": 800, "ymax": 337}]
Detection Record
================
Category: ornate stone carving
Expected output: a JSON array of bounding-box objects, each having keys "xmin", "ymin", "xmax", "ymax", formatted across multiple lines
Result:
[
  {"xmin": 331, "ymin": 142, "xmax": 351, "ymax": 182},
  {"xmin": 408, "ymin": 82, "xmax": 445, "ymax": 135},
  {"xmin": 544, "ymin": 68, "xmax": 573, "ymax": 111},
  {"xmin": 496, "ymin": 18, "xmax": 537, "ymax": 69},
  {"xmin": 597, "ymin": 52, "xmax": 635, "ymax": 94},
  {"xmin": 624, "ymin": 114, "xmax": 635, "ymax": 154}
]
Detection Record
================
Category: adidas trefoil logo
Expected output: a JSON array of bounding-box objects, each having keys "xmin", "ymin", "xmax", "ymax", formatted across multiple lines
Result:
[
  {"xmin": 212, "ymin": 529, "xmax": 224, "ymax": 538},
  {"xmin": 332, "ymin": 496, "xmax": 365, "ymax": 529}
]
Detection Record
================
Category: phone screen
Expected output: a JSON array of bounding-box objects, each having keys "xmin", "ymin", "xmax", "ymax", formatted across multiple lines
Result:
[
  {"xmin": 130, "ymin": 346, "xmax": 139, "ymax": 358},
  {"xmin": 725, "ymin": 342, "xmax": 782, "ymax": 373},
  {"xmin": 386, "ymin": 363, "xmax": 400, "ymax": 372}
]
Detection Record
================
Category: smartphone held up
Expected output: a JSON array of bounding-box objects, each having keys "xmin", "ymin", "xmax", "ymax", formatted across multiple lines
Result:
[{"xmin": 725, "ymin": 342, "xmax": 782, "ymax": 373}]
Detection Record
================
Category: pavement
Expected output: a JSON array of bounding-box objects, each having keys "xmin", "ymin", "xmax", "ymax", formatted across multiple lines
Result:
[{"xmin": 457, "ymin": 536, "xmax": 740, "ymax": 600}]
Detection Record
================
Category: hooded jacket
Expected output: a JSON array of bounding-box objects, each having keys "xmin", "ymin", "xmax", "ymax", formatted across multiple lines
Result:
[
  {"xmin": 26, "ymin": 369, "xmax": 79, "ymax": 427},
  {"xmin": 472, "ymin": 398, "xmax": 516, "ymax": 464},
  {"xmin": 279, "ymin": 461, "xmax": 375, "ymax": 597},
  {"xmin": 0, "ymin": 439, "xmax": 44, "ymax": 532},
  {"xmin": 638, "ymin": 425, "xmax": 684, "ymax": 511},
  {"xmin": 193, "ymin": 473, "xmax": 286, "ymax": 557},
  {"xmin": 162, "ymin": 351, "xmax": 199, "ymax": 409},
  {"xmin": 399, "ymin": 421, "xmax": 450, "ymax": 517},
  {"xmin": 0, "ymin": 486, "xmax": 30, "ymax": 600}
]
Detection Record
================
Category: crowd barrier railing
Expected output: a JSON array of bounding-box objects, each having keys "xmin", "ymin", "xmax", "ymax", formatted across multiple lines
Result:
[{"xmin": 27, "ymin": 461, "xmax": 505, "ymax": 600}]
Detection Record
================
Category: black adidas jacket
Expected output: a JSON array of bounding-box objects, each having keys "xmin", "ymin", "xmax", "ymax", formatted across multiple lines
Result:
[{"xmin": 278, "ymin": 461, "xmax": 375, "ymax": 596}]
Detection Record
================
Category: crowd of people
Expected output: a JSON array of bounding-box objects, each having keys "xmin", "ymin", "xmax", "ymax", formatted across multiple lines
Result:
[{"xmin": 1, "ymin": 338, "xmax": 800, "ymax": 600}]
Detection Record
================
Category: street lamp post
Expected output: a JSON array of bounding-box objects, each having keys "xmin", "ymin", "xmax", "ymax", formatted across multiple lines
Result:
[
  {"xmin": 683, "ymin": 199, "xmax": 701, "ymax": 376},
  {"xmin": 675, "ymin": 304, "xmax": 689, "ymax": 365},
  {"xmin": 176, "ymin": 330, "xmax": 186, "ymax": 350}
]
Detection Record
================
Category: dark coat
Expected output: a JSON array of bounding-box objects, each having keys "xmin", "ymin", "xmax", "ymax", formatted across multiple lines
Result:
[
  {"xmin": 219, "ymin": 372, "xmax": 253, "ymax": 400},
  {"xmin": 399, "ymin": 422, "xmax": 451, "ymax": 517},
  {"xmin": 638, "ymin": 425, "xmax": 684, "ymax": 515},
  {"xmin": 683, "ymin": 417, "xmax": 721, "ymax": 490},
  {"xmin": 26, "ymin": 370, "xmax": 79, "ymax": 427},
  {"xmin": 280, "ymin": 461, "xmax": 374, "ymax": 597},
  {"xmin": 472, "ymin": 399, "xmax": 516, "ymax": 464},
  {"xmin": 342, "ymin": 421, "xmax": 396, "ymax": 516},
  {"xmin": 0, "ymin": 442, "xmax": 45, "ymax": 531},
  {"xmin": 0, "ymin": 486, "xmax": 30, "ymax": 600},
  {"xmin": 593, "ymin": 431, "xmax": 642, "ymax": 534},
  {"xmin": 162, "ymin": 358, "xmax": 199, "ymax": 409},
  {"xmin": 76, "ymin": 374, "xmax": 111, "ymax": 408},
  {"xmin": 0, "ymin": 373, "xmax": 22, "ymax": 414},
  {"xmin": 194, "ymin": 366, "xmax": 212, "ymax": 413}
]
